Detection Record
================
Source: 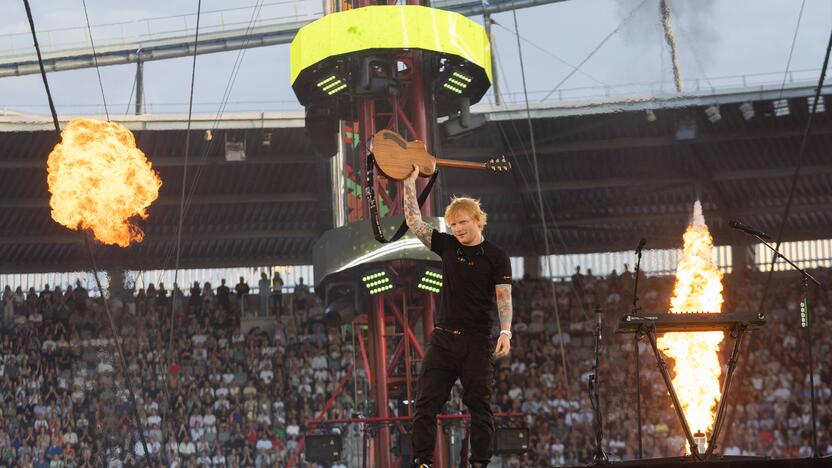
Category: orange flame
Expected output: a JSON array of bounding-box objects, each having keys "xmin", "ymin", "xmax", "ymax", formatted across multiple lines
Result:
[
  {"xmin": 657, "ymin": 201, "xmax": 724, "ymax": 452},
  {"xmin": 47, "ymin": 119, "xmax": 162, "ymax": 247}
]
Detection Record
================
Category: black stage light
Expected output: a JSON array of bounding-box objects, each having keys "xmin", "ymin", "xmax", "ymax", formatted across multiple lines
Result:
[
  {"xmin": 442, "ymin": 97, "xmax": 486, "ymax": 139},
  {"xmin": 494, "ymin": 427, "xmax": 530, "ymax": 455},
  {"xmin": 305, "ymin": 434, "xmax": 342, "ymax": 464},
  {"xmin": 417, "ymin": 266, "xmax": 443, "ymax": 294},
  {"xmin": 362, "ymin": 268, "xmax": 396, "ymax": 295}
]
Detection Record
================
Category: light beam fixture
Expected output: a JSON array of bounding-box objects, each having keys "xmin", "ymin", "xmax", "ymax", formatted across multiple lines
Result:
[
  {"xmin": 773, "ymin": 99, "xmax": 790, "ymax": 117},
  {"xmin": 704, "ymin": 105, "xmax": 721, "ymax": 123},
  {"xmin": 739, "ymin": 101, "xmax": 755, "ymax": 120},
  {"xmin": 362, "ymin": 268, "xmax": 396, "ymax": 295},
  {"xmin": 417, "ymin": 266, "xmax": 443, "ymax": 294}
]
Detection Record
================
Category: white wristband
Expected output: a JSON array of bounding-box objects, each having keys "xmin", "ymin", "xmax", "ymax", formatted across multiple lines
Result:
[{"xmin": 500, "ymin": 329, "xmax": 512, "ymax": 340}]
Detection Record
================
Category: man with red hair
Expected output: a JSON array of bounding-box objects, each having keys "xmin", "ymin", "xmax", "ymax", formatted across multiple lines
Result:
[{"xmin": 403, "ymin": 165, "xmax": 513, "ymax": 468}]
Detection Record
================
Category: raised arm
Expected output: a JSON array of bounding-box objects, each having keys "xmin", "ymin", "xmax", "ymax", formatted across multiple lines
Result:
[
  {"xmin": 403, "ymin": 164, "xmax": 435, "ymax": 248},
  {"xmin": 495, "ymin": 283, "xmax": 512, "ymax": 357}
]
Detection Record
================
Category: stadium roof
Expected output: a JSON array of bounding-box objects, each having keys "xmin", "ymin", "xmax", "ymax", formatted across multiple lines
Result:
[{"xmin": 1, "ymin": 83, "xmax": 830, "ymax": 273}]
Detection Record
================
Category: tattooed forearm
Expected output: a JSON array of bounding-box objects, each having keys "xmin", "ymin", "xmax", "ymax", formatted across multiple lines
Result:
[
  {"xmin": 404, "ymin": 177, "xmax": 433, "ymax": 248},
  {"xmin": 496, "ymin": 284, "xmax": 513, "ymax": 329}
]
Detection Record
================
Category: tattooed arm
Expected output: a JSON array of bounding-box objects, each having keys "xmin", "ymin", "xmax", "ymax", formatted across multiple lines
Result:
[
  {"xmin": 403, "ymin": 164, "xmax": 434, "ymax": 248},
  {"xmin": 495, "ymin": 284, "xmax": 512, "ymax": 357}
]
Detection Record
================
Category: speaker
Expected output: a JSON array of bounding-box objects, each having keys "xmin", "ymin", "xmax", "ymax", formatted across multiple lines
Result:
[
  {"xmin": 494, "ymin": 427, "xmax": 529, "ymax": 455},
  {"xmin": 305, "ymin": 434, "xmax": 342, "ymax": 464}
]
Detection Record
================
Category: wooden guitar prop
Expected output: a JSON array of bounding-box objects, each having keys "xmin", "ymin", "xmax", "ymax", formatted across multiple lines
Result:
[{"xmin": 370, "ymin": 129, "xmax": 511, "ymax": 181}]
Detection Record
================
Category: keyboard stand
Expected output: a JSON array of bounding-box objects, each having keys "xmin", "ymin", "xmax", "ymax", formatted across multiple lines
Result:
[{"xmin": 630, "ymin": 320, "xmax": 752, "ymax": 461}]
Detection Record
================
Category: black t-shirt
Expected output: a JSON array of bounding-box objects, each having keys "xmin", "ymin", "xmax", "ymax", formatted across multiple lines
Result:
[{"xmin": 430, "ymin": 230, "xmax": 512, "ymax": 336}]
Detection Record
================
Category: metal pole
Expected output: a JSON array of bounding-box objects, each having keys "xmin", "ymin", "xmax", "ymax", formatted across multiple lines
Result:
[
  {"xmin": 135, "ymin": 57, "xmax": 143, "ymax": 115},
  {"xmin": 706, "ymin": 326, "xmax": 747, "ymax": 459},
  {"xmin": 803, "ymin": 276, "xmax": 819, "ymax": 457},
  {"xmin": 370, "ymin": 294, "xmax": 392, "ymax": 468},
  {"xmin": 482, "ymin": 11, "xmax": 500, "ymax": 105},
  {"xmin": 634, "ymin": 332, "xmax": 643, "ymax": 459},
  {"xmin": 645, "ymin": 328, "xmax": 702, "ymax": 461}
]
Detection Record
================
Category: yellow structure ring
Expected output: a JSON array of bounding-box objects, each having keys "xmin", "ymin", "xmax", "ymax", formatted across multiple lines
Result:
[{"xmin": 290, "ymin": 5, "xmax": 492, "ymax": 86}]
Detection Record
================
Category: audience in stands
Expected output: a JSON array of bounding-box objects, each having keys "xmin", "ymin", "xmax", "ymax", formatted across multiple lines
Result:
[{"xmin": 0, "ymin": 266, "xmax": 828, "ymax": 466}]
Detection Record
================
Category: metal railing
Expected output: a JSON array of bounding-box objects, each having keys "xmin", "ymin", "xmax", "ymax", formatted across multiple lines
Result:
[
  {"xmin": 1, "ymin": 68, "xmax": 822, "ymax": 117},
  {"xmin": 0, "ymin": 0, "xmax": 320, "ymax": 56}
]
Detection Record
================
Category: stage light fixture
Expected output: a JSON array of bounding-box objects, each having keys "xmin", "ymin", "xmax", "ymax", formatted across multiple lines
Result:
[
  {"xmin": 494, "ymin": 427, "xmax": 530, "ymax": 455},
  {"xmin": 441, "ymin": 97, "xmax": 486, "ymax": 139},
  {"xmin": 773, "ymin": 99, "xmax": 790, "ymax": 117},
  {"xmin": 224, "ymin": 132, "xmax": 246, "ymax": 161},
  {"xmin": 362, "ymin": 268, "xmax": 396, "ymax": 295},
  {"xmin": 417, "ymin": 267, "xmax": 443, "ymax": 294},
  {"xmin": 704, "ymin": 105, "xmax": 721, "ymax": 123},
  {"xmin": 355, "ymin": 56, "xmax": 401, "ymax": 97},
  {"xmin": 436, "ymin": 62, "xmax": 476, "ymax": 97},
  {"xmin": 316, "ymin": 73, "xmax": 349, "ymax": 97},
  {"xmin": 808, "ymin": 96, "xmax": 825, "ymax": 113},
  {"xmin": 739, "ymin": 101, "xmax": 755, "ymax": 120},
  {"xmin": 674, "ymin": 116, "xmax": 696, "ymax": 140},
  {"xmin": 440, "ymin": 69, "xmax": 473, "ymax": 95}
]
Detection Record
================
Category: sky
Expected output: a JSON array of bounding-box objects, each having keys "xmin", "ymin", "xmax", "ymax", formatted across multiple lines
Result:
[{"xmin": 0, "ymin": 0, "xmax": 829, "ymax": 116}]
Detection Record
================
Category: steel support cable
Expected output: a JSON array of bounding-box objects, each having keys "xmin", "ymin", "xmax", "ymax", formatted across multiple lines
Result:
[
  {"xmin": 490, "ymin": 31, "xmax": 589, "ymax": 326},
  {"xmin": 777, "ymin": 0, "xmax": 807, "ymax": 100},
  {"xmin": 170, "ymin": 0, "xmax": 203, "ymax": 367},
  {"xmin": 510, "ymin": 7, "xmax": 571, "ymax": 400},
  {"xmin": 22, "ymin": 0, "xmax": 153, "ymax": 461},
  {"xmin": 158, "ymin": 0, "xmax": 266, "ymax": 275},
  {"xmin": 539, "ymin": 0, "xmax": 649, "ymax": 102},
  {"xmin": 722, "ymin": 20, "xmax": 831, "ymax": 453},
  {"xmin": 81, "ymin": 0, "xmax": 110, "ymax": 120},
  {"xmin": 491, "ymin": 20, "xmax": 606, "ymax": 87}
]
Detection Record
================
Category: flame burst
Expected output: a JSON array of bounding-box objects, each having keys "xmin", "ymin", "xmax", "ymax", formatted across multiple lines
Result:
[
  {"xmin": 657, "ymin": 201, "xmax": 723, "ymax": 451},
  {"xmin": 47, "ymin": 119, "xmax": 162, "ymax": 247}
]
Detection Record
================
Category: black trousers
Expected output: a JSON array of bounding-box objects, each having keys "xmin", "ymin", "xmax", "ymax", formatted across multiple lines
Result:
[{"xmin": 412, "ymin": 329, "xmax": 495, "ymax": 464}]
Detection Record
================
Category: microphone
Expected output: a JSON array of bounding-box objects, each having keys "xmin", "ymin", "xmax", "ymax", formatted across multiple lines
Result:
[
  {"xmin": 635, "ymin": 238, "xmax": 647, "ymax": 255},
  {"xmin": 729, "ymin": 220, "xmax": 771, "ymax": 241}
]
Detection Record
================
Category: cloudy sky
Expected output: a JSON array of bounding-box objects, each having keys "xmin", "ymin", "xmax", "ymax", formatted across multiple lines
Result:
[{"xmin": 0, "ymin": 0, "xmax": 829, "ymax": 116}]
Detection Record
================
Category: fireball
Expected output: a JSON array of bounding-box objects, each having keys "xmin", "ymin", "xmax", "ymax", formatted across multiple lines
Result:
[
  {"xmin": 47, "ymin": 119, "xmax": 162, "ymax": 247},
  {"xmin": 657, "ymin": 201, "xmax": 724, "ymax": 452}
]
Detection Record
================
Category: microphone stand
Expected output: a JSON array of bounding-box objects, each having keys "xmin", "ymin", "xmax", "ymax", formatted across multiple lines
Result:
[
  {"xmin": 591, "ymin": 304, "xmax": 608, "ymax": 464},
  {"xmin": 755, "ymin": 235, "xmax": 821, "ymax": 457},
  {"xmin": 631, "ymin": 245, "xmax": 645, "ymax": 460}
]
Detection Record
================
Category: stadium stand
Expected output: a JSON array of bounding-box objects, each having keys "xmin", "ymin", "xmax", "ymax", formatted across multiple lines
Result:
[{"xmin": 0, "ymin": 268, "xmax": 829, "ymax": 466}]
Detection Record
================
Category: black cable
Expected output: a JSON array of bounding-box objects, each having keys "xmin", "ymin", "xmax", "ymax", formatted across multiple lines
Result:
[
  {"xmin": 22, "ymin": 0, "xmax": 60, "ymax": 138},
  {"xmin": 159, "ymin": 0, "xmax": 265, "ymax": 275},
  {"xmin": 171, "ymin": 0, "xmax": 202, "ymax": 363},
  {"xmin": 23, "ymin": 0, "xmax": 153, "ymax": 459},
  {"xmin": 758, "ymin": 25, "xmax": 832, "ymax": 313},
  {"xmin": 511, "ymin": 7, "xmax": 572, "ymax": 400},
  {"xmin": 777, "ymin": 0, "xmax": 807, "ymax": 100},
  {"xmin": 81, "ymin": 0, "xmax": 110, "ymax": 120},
  {"xmin": 720, "ymin": 22, "xmax": 832, "ymax": 455},
  {"xmin": 491, "ymin": 20, "xmax": 606, "ymax": 86},
  {"xmin": 540, "ymin": 0, "xmax": 648, "ymax": 102},
  {"xmin": 83, "ymin": 235, "xmax": 154, "ymax": 462}
]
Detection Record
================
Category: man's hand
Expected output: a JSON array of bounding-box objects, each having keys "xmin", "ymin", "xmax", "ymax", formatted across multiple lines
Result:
[
  {"xmin": 406, "ymin": 164, "xmax": 420, "ymax": 184},
  {"xmin": 494, "ymin": 334, "xmax": 510, "ymax": 358}
]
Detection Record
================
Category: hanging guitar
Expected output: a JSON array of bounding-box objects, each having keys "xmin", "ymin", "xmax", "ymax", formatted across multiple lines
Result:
[{"xmin": 365, "ymin": 129, "xmax": 511, "ymax": 243}]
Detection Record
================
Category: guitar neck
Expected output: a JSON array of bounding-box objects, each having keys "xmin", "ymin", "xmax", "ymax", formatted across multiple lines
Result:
[{"xmin": 435, "ymin": 158, "xmax": 487, "ymax": 171}]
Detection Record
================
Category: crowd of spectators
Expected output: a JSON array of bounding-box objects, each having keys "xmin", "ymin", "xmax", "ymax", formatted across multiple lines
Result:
[{"xmin": 0, "ymin": 265, "xmax": 829, "ymax": 467}]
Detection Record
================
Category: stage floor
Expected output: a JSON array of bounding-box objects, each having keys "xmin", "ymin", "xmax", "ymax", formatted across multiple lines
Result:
[{"xmin": 609, "ymin": 456, "xmax": 829, "ymax": 468}]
